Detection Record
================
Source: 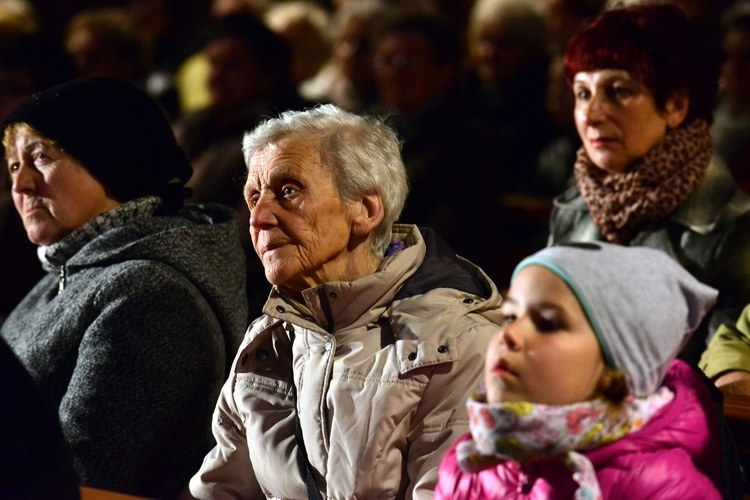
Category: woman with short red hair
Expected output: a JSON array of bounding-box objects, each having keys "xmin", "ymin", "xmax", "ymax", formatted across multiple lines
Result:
[{"xmin": 548, "ymin": 3, "xmax": 750, "ymax": 393}]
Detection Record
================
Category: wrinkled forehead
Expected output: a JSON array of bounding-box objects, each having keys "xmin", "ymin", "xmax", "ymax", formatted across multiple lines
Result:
[
  {"xmin": 245, "ymin": 133, "xmax": 333, "ymax": 184},
  {"xmin": 249, "ymin": 133, "xmax": 322, "ymax": 165}
]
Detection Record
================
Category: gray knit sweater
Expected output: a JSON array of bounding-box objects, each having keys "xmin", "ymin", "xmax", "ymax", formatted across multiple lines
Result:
[{"xmin": 1, "ymin": 197, "xmax": 248, "ymax": 499}]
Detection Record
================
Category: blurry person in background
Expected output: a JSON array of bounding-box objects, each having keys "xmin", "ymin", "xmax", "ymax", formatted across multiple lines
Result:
[
  {"xmin": 173, "ymin": 11, "xmax": 311, "ymax": 314},
  {"xmin": 464, "ymin": 0, "xmax": 557, "ymax": 192},
  {"xmin": 0, "ymin": 0, "xmax": 36, "ymax": 44},
  {"xmin": 711, "ymin": 0, "xmax": 750, "ymax": 192},
  {"xmin": 64, "ymin": 7, "xmax": 150, "ymax": 87},
  {"xmin": 126, "ymin": 0, "xmax": 203, "ymax": 121},
  {"xmin": 463, "ymin": 0, "xmax": 560, "ymax": 283},
  {"xmin": 1, "ymin": 78, "xmax": 247, "ymax": 498},
  {"xmin": 369, "ymin": 6, "xmax": 502, "ymax": 280},
  {"xmin": 371, "ymin": 6, "xmax": 463, "ymax": 116},
  {"xmin": 174, "ymin": 12, "xmax": 308, "ymax": 209},
  {"xmin": 264, "ymin": 1, "xmax": 332, "ymax": 98},
  {"xmin": 302, "ymin": 0, "xmax": 390, "ymax": 112},
  {"xmin": 464, "ymin": 0, "xmax": 559, "ymax": 194}
]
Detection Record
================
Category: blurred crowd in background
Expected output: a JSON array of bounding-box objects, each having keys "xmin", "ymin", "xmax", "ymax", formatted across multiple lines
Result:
[{"xmin": 1, "ymin": 0, "xmax": 749, "ymax": 320}]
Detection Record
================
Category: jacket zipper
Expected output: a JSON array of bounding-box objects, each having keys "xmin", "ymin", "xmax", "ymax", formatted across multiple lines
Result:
[{"xmin": 58, "ymin": 265, "xmax": 66, "ymax": 294}]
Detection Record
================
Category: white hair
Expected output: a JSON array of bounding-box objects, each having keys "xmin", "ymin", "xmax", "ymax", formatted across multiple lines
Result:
[{"xmin": 242, "ymin": 104, "xmax": 408, "ymax": 257}]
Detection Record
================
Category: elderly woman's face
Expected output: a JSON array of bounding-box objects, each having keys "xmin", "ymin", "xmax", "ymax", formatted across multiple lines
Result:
[
  {"xmin": 7, "ymin": 127, "xmax": 120, "ymax": 246},
  {"xmin": 245, "ymin": 134, "xmax": 359, "ymax": 294},
  {"xmin": 573, "ymin": 69, "xmax": 686, "ymax": 174}
]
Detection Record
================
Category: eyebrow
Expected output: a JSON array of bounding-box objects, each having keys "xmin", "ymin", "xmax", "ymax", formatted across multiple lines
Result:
[
  {"xmin": 22, "ymin": 140, "xmax": 53, "ymax": 153},
  {"xmin": 502, "ymin": 296, "xmax": 566, "ymax": 314},
  {"xmin": 576, "ymin": 73, "xmax": 636, "ymax": 87},
  {"xmin": 23, "ymin": 140, "xmax": 42, "ymax": 151},
  {"xmin": 243, "ymin": 179, "xmax": 256, "ymax": 200}
]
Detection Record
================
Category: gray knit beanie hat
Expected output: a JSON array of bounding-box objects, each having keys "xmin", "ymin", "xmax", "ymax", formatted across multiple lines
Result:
[{"xmin": 511, "ymin": 242, "xmax": 718, "ymax": 397}]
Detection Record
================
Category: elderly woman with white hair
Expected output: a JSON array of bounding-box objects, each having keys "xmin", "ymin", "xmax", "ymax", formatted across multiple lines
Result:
[{"xmin": 188, "ymin": 104, "xmax": 504, "ymax": 499}]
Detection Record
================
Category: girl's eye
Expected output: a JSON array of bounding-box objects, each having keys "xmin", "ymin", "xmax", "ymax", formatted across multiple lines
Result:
[
  {"xmin": 534, "ymin": 317, "xmax": 561, "ymax": 333},
  {"xmin": 500, "ymin": 313, "xmax": 516, "ymax": 326},
  {"xmin": 575, "ymin": 88, "xmax": 590, "ymax": 101}
]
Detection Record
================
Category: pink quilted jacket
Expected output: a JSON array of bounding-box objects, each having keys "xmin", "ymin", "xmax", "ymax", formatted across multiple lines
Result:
[{"xmin": 435, "ymin": 360, "xmax": 722, "ymax": 499}]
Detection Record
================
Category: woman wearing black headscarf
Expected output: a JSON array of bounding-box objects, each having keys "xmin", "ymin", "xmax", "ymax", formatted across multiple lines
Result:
[{"xmin": 0, "ymin": 78, "xmax": 248, "ymax": 498}]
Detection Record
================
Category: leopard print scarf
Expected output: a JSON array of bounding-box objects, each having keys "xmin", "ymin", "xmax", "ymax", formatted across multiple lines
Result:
[{"xmin": 575, "ymin": 119, "xmax": 713, "ymax": 244}]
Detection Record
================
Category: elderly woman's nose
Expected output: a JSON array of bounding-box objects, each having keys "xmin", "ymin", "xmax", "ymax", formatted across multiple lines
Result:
[{"xmin": 249, "ymin": 193, "xmax": 277, "ymax": 228}]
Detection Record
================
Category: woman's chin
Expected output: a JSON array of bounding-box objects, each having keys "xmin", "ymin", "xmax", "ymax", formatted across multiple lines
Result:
[
  {"xmin": 25, "ymin": 228, "xmax": 59, "ymax": 247},
  {"xmin": 592, "ymin": 161, "xmax": 630, "ymax": 175}
]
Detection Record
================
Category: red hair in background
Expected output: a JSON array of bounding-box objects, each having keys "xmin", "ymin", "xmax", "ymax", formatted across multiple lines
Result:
[{"xmin": 563, "ymin": 2, "xmax": 719, "ymax": 124}]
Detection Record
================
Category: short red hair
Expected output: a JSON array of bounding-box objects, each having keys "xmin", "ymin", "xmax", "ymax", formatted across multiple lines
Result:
[{"xmin": 563, "ymin": 3, "xmax": 718, "ymax": 124}]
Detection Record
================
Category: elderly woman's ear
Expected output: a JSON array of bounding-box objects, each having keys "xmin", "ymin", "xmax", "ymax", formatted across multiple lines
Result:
[
  {"xmin": 351, "ymin": 191, "xmax": 385, "ymax": 238},
  {"xmin": 665, "ymin": 89, "xmax": 690, "ymax": 130}
]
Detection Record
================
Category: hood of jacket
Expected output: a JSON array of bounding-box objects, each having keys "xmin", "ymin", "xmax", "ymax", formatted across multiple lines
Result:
[
  {"xmin": 586, "ymin": 359, "xmax": 720, "ymax": 475},
  {"xmin": 263, "ymin": 224, "xmax": 503, "ymax": 375},
  {"xmin": 43, "ymin": 199, "xmax": 248, "ymax": 351}
]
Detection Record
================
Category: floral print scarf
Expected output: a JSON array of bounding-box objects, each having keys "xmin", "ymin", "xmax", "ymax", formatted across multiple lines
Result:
[{"xmin": 457, "ymin": 388, "xmax": 674, "ymax": 499}]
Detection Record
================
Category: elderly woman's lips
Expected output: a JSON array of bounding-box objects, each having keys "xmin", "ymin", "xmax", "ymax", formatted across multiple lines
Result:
[{"xmin": 261, "ymin": 242, "xmax": 288, "ymax": 254}]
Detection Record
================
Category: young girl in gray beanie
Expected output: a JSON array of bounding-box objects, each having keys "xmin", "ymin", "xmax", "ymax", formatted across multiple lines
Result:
[{"xmin": 435, "ymin": 241, "xmax": 724, "ymax": 499}]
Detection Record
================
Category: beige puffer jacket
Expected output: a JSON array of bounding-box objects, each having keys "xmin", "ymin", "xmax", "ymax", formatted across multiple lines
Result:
[{"xmin": 189, "ymin": 224, "xmax": 504, "ymax": 499}]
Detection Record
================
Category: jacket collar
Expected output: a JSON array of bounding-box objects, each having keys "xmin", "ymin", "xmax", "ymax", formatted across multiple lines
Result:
[
  {"xmin": 264, "ymin": 224, "xmax": 427, "ymax": 333},
  {"xmin": 669, "ymin": 158, "xmax": 739, "ymax": 234},
  {"xmin": 258, "ymin": 224, "xmax": 502, "ymax": 374},
  {"xmin": 39, "ymin": 196, "xmax": 161, "ymax": 270}
]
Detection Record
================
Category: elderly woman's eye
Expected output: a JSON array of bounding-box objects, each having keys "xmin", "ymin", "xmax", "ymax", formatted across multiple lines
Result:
[
  {"xmin": 282, "ymin": 186, "xmax": 298, "ymax": 197},
  {"xmin": 500, "ymin": 313, "xmax": 516, "ymax": 326}
]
